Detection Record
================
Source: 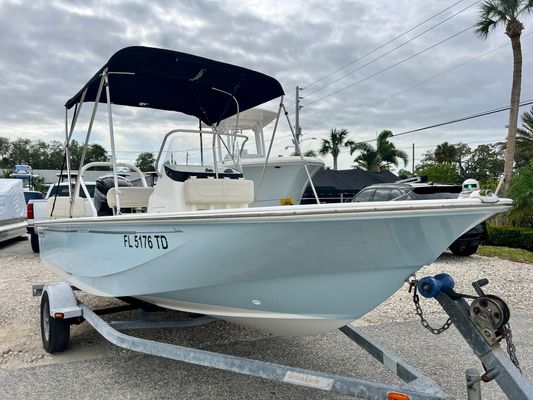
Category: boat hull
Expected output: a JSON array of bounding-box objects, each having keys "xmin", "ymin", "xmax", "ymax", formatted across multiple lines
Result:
[{"xmin": 37, "ymin": 200, "xmax": 510, "ymax": 335}]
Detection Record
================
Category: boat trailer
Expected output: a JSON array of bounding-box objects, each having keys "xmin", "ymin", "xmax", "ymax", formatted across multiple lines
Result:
[{"xmin": 33, "ymin": 274, "xmax": 533, "ymax": 400}]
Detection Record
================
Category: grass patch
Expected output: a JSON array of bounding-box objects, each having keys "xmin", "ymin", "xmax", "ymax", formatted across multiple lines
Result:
[{"xmin": 478, "ymin": 245, "xmax": 533, "ymax": 264}]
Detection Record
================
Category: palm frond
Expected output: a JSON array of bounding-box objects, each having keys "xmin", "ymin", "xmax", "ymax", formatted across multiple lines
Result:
[
  {"xmin": 482, "ymin": 0, "xmax": 511, "ymax": 21},
  {"xmin": 350, "ymin": 142, "xmax": 373, "ymax": 155},
  {"xmin": 475, "ymin": 18, "xmax": 498, "ymax": 38},
  {"xmin": 519, "ymin": 0, "xmax": 533, "ymax": 14},
  {"xmin": 395, "ymin": 149, "xmax": 409, "ymax": 166},
  {"xmin": 475, "ymin": 0, "xmax": 512, "ymax": 38},
  {"xmin": 344, "ymin": 139, "xmax": 356, "ymax": 149},
  {"xmin": 318, "ymin": 139, "xmax": 331, "ymax": 156},
  {"xmin": 353, "ymin": 149, "xmax": 381, "ymax": 171}
]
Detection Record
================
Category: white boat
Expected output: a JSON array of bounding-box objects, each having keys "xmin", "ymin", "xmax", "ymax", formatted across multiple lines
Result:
[
  {"xmin": 36, "ymin": 46, "xmax": 512, "ymax": 336},
  {"xmin": 205, "ymin": 108, "xmax": 324, "ymax": 206},
  {"xmin": 0, "ymin": 179, "xmax": 27, "ymax": 242}
]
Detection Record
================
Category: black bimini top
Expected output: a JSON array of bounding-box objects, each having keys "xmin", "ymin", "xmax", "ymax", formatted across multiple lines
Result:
[{"xmin": 65, "ymin": 46, "xmax": 285, "ymax": 126}]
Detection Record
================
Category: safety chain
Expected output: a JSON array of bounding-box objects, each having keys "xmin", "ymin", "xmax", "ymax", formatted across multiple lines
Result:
[
  {"xmin": 407, "ymin": 276, "xmax": 452, "ymax": 335},
  {"xmin": 503, "ymin": 323, "xmax": 522, "ymax": 374}
]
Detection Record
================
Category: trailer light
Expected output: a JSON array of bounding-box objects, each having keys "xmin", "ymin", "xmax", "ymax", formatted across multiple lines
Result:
[
  {"xmin": 387, "ymin": 393, "xmax": 410, "ymax": 400},
  {"xmin": 54, "ymin": 313, "xmax": 65, "ymax": 319}
]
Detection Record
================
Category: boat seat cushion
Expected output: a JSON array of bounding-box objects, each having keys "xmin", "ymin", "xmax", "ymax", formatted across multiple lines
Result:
[
  {"xmin": 46, "ymin": 196, "xmax": 86, "ymax": 218},
  {"xmin": 107, "ymin": 187, "xmax": 154, "ymax": 208},
  {"xmin": 184, "ymin": 179, "xmax": 254, "ymax": 206}
]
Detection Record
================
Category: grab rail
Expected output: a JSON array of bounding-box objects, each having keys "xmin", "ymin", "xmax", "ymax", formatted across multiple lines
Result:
[
  {"xmin": 154, "ymin": 129, "xmax": 249, "ymax": 176},
  {"xmin": 71, "ymin": 161, "xmax": 148, "ymax": 217}
]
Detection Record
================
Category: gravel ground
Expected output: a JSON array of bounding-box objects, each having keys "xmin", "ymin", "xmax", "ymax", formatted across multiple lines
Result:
[{"xmin": 0, "ymin": 235, "xmax": 532, "ymax": 399}]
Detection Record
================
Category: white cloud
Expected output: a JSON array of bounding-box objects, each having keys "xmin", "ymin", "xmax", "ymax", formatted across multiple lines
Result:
[{"xmin": 0, "ymin": 0, "xmax": 532, "ymax": 169}]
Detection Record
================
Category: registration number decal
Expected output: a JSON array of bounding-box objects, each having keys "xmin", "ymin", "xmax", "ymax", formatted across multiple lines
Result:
[{"xmin": 123, "ymin": 234, "xmax": 169, "ymax": 249}]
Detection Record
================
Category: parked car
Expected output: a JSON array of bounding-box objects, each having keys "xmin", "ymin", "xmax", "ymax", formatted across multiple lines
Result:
[
  {"xmin": 23, "ymin": 190, "xmax": 44, "ymax": 204},
  {"xmin": 352, "ymin": 180, "xmax": 486, "ymax": 256},
  {"xmin": 27, "ymin": 182, "xmax": 96, "ymax": 253}
]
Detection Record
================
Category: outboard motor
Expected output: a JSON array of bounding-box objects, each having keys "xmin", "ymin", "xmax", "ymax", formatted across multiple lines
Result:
[{"xmin": 94, "ymin": 176, "xmax": 132, "ymax": 216}]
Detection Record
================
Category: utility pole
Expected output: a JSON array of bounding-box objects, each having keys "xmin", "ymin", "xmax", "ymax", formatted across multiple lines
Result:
[
  {"xmin": 412, "ymin": 143, "xmax": 415, "ymax": 174},
  {"xmin": 295, "ymin": 86, "xmax": 302, "ymax": 144}
]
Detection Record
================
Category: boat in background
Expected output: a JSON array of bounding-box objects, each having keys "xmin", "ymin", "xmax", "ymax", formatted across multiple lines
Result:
[
  {"xmin": 205, "ymin": 108, "xmax": 324, "ymax": 206},
  {"xmin": 36, "ymin": 46, "xmax": 512, "ymax": 336},
  {"xmin": 0, "ymin": 179, "xmax": 27, "ymax": 242}
]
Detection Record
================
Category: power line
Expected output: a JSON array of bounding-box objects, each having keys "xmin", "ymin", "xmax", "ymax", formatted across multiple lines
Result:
[
  {"xmin": 352, "ymin": 39, "xmax": 519, "ymax": 113},
  {"xmin": 397, "ymin": 138, "xmax": 505, "ymax": 151},
  {"xmin": 272, "ymin": 38, "xmax": 521, "ymax": 146},
  {"xmin": 284, "ymin": 0, "xmax": 471, "ymax": 108},
  {"xmin": 303, "ymin": 0, "xmax": 479, "ymax": 99},
  {"xmin": 304, "ymin": 25, "xmax": 474, "ymax": 108},
  {"xmin": 318, "ymin": 34, "xmax": 532, "ymax": 130},
  {"xmin": 302, "ymin": 0, "xmax": 468, "ymax": 91},
  {"xmin": 354, "ymin": 99, "xmax": 533, "ymax": 144}
]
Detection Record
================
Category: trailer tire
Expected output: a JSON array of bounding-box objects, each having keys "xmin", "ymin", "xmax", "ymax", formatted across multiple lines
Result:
[
  {"xmin": 30, "ymin": 232, "xmax": 40, "ymax": 253},
  {"xmin": 40, "ymin": 291, "xmax": 70, "ymax": 353}
]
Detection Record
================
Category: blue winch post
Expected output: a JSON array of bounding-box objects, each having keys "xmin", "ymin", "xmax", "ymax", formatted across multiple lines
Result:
[{"xmin": 418, "ymin": 274, "xmax": 533, "ymax": 400}]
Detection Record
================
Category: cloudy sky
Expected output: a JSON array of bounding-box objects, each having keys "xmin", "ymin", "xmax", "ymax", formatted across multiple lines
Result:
[{"xmin": 1, "ymin": 0, "xmax": 532, "ymax": 170}]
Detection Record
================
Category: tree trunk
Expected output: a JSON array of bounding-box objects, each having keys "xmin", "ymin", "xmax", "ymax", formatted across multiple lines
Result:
[
  {"xmin": 333, "ymin": 155, "xmax": 338, "ymax": 170},
  {"xmin": 498, "ymin": 35, "xmax": 522, "ymax": 196}
]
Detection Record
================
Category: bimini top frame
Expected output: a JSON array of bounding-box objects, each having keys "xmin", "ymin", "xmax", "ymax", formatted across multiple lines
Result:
[
  {"xmin": 65, "ymin": 46, "xmax": 285, "ymax": 125},
  {"xmin": 62, "ymin": 46, "xmax": 318, "ymax": 215}
]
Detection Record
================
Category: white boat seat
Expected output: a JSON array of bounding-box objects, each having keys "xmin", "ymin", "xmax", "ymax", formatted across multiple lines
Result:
[
  {"xmin": 184, "ymin": 179, "xmax": 254, "ymax": 210},
  {"xmin": 107, "ymin": 187, "xmax": 154, "ymax": 209},
  {"xmin": 46, "ymin": 196, "xmax": 86, "ymax": 218}
]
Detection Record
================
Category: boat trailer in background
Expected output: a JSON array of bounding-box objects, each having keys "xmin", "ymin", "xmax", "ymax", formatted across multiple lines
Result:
[{"xmin": 33, "ymin": 274, "xmax": 533, "ymax": 400}]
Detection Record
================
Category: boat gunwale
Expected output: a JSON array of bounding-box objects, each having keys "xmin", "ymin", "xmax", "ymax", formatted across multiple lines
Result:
[{"xmin": 35, "ymin": 199, "xmax": 512, "ymax": 227}]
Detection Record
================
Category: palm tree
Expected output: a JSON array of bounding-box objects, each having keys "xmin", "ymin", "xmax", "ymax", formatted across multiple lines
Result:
[
  {"xmin": 351, "ymin": 130, "xmax": 408, "ymax": 171},
  {"xmin": 291, "ymin": 149, "xmax": 318, "ymax": 157},
  {"xmin": 318, "ymin": 128, "xmax": 354, "ymax": 170},
  {"xmin": 351, "ymin": 143, "xmax": 381, "ymax": 171},
  {"xmin": 434, "ymin": 142, "xmax": 458, "ymax": 164},
  {"xmin": 516, "ymin": 107, "xmax": 533, "ymax": 167},
  {"xmin": 375, "ymin": 130, "xmax": 408, "ymax": 170},
  {"xmin": 475, "ymin": 0, "xmax": 532, "ymax": 195}
]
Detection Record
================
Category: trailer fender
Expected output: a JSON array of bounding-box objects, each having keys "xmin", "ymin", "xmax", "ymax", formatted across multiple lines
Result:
[{"xmin": 42, "ymin": 282, "xmax": 82, "ymax": 319}]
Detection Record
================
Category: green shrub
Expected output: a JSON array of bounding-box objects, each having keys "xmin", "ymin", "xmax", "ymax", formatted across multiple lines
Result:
[
  {"xmin": 416, "ymin": 163, "xmax": 459, "ymax": 184},
  {"xmin": 507, "ymin": 159, "xmax": 533, "ymax": 228},
  {"xmin": 486, "ymin": 225, "xmax": 533, "ymax": 252}
]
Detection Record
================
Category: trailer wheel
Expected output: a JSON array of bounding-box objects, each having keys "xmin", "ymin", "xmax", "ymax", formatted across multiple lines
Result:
[
  {"xmin": 40, "ymin": 291, "xmax": 70, "ymax": 353},
  {"xmin": 30, "ymin": 232, "xmax": 40, "ymax": 253}
]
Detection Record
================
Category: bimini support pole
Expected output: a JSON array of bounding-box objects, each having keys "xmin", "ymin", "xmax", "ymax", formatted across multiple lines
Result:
[
  {"xmin": 70, "ymin": 71, "xmax": 106, "ymax": 217},
  {"xmin": 64, "ymin": 108, "xmax": 70, "ymax": 198},
  {"xmin": 255, "ymin": 96, "xmax": 283, "ymax": 203},
  {"xmin": 65, "ymin": 91, "xmax": 87, "ymax": 192},
  {"xmin": 281, "ymin": 103, "xmax": 320, "ymax": 205},
  {"xmin": 211, "ymin": 87, "xmax": 242, "ymax": 179},
  {"xmin": 64, "ymin": 89, "xmax": 87, "ymax": 212},
  {"xmin": 103, "ymin": 70, "xmax": 121, "ymax": 214}
]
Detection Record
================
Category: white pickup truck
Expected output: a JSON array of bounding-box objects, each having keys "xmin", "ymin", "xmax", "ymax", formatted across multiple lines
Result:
[{"xmin": 27, "ymin": 182, "xmax": 96, "ymax": 252}]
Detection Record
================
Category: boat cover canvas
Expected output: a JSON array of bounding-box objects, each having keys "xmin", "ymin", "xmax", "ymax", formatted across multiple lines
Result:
[
  {"xmin": 301, "ymin": 169, "xmax": 398, "ymax": 203},
  {"xmin": 0, "ymin": 179, "xmax": 26, "ymax": 220},
  {"xmin": 65, "ymin": 46, "xmax": 285, "ymax": 126},
  {"xmin": 310, "ymin": 169, "xmax": 398, "ymax": 191}
]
